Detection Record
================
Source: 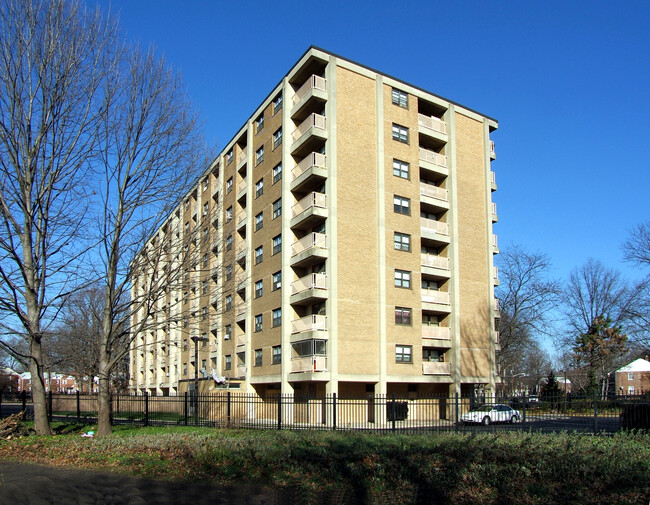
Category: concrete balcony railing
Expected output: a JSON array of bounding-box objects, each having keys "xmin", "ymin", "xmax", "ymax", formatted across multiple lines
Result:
[
  {"xmin": 418, "ymin": 113, "xmax": 447, "ymax": 135},
  {"xmin": 293, "ymin": 152, "xmax": 327, "ymax": 180},
  {"xmin": 422, "ymin": 361, "xmax": 451, "ymax": 375},
  {"xmin": 293, "ymin": 113, "xmax": 326, "ymax": 141},
  {"xmin": 493, "ymin": 298, "xmax": 501, "ymax": 313},
  {"xmin": 292, "ymin": 273, "xmax": 327, "ymax": 295},
  {"xmin": 422, "ymin": 326, "xmax": 451, "ymax": 340},
  {"xmin": 493, "ymin": 266, "xmax": 500, "ymax": 284},
  {"xmin": 420, "ymin": 218, "xmax": 449, "ymax": 236},
  {"xmin": 236, "ymin": 210, "xmax": 246, "ymax": 227},
  {"xmin": 419, "ymin": 147, "xmax": 447, "ymax": 168},
  {"xmin": 238, "ymin": 151, "xmax": 247, "ymax": 165},
  {"xmin": 421, "ymin": 254, "xmax": 449, "ymax": 271},
  {"xmin": 420, "ymin": 183, "xmax": 448, "ymax": 202},
  {"xmin": 491, "ymin": 171, "xmax": 497, "ymax": 186},
  {"xmin": 490, "ymin": 140, "xmax": 495, "ymax": 156},
  {"xmin": 236, "ymin": 334, "xmax": 246, "ymax": 347},
  {"xmin": 236, "ymin": 364, "xmax": 246, "ymax": 377},
  {"xmin": 291, "ymin": 356, "xmax": 327, "ymax": 373},
  {"xmin": 421, "ymin": 289, "xmax": 450, "ymax": 305},
  {"xmin": 291, "ymin": 232, "xmax": 327, "ymax": 257},
  {"xmin": 291, "ymin": 314, "xmax": 327, "ymax": 334},
  {"xmin": 293, "ymin": 75, "xmax": 327, "ymax": 105},
  {"xmin": 292, "ymin": 192, "xmax": 326, "ymax": 217}
]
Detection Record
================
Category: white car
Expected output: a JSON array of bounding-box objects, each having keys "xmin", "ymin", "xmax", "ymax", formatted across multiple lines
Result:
[{"xmin": 461, "ymin": 404, "xmax": 521, "ymax": 425}]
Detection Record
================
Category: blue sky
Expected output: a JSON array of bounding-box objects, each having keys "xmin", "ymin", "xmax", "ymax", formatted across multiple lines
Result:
[{"xmin": 102, "ymin": 0, "xmax": 650, "ymax": 284}]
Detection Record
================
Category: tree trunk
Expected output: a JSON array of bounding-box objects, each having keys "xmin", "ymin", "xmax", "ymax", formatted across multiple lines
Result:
[
  {"xmin": 96, "ymin": 347, "xmax": 112, "ymax": 436},
  {"xmin": 28, "ymin": 342, "xmax": 52, "ymax": 435}
]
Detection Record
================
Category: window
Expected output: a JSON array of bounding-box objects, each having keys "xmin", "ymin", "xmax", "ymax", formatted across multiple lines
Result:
[
  {"xmin": 256, "ymin": 146, "xmax": 264, "ymax": 165},
  {"xmin": 201, "ymin": 359, "xmax": 207, "ymax": 372},
  {"xmin": 392, "ymin": 123, "xmax": 408, "ymax": 143},
  {"xmin": 394, "ymin": 232, "xmax": 411, "ymax": 252},
  {"xmin": 395, "ymin": 307, "xmax": 411, "ymax": 325},
  {"xmin": 396, "ymin": 345, "xmax": 413, "ymax": 363},
  {"xmin": 393, "ymin": 159, "xmax": 409, "ymax": 179},
  {"xmin": 226, "ymin": 235, "xmax": 232, "ymax": 251},
  {"xmin": 628, "ymin": 372, "xmax": 635, "ymax": 381},
  {"xmin": 202, "ymin": 179, "xmax": 209, "ymax": 191},
  {"xmin": 256, "ymin": 114, "xmax": 264, "ymax": 133},
  {"xmin": 226, "ymin": 177, "xmax": 233, "ymax": 193},
  {"xmin": 272, "ymin": 308, "xmax": 281, "ymax": 327},
  {"xmin": 255, "ymin": 212, "xmax": 264, "ymax": 231},
  {"xmin": 255, "ymin": 178, "xmax": 264, "ymax": 198},
  {"xmin": 226, "ymin": 206, "xmax": 233, "ymax": 222},
  {"xmin": 255, "ymin": 246, "xmax": 263, "ymax": 264},
  {"xmin": 272, "ymin": 271, "xmax": 281, "ymax": 290},
  {"xmin": 202, "ymin": 307, "xmax": 207, "ymax": 320},
  {"xmin": 202, "ymin": 280, "xmax": 208, "ymax": 294},
  {"xmin": 184, "ymin": 199, "xmax": 190, "ymax": 210},
  {"xmin": 226, "ymin": 149, "xmax": 233, "ymax": 165},
  {"xmin": 225, "ymin": 295, "xmax": 232, "ymax": 311},
  {"xmin": 272, "ymin": 163, "xmax": 282, "ymax": 184},
  {"xmin": 225, "ymin": 265, "xmax": 233, "ymax": 281},
  {"xmin": 254, "ymin": 314, "xmax": 263, "ymax": 332},
  {"xmin": 202, "ymin": 253, "xmax": 208, "ymax": 267},
  {"xmin": 203, "ymin": 202, "xmax": 209, "ymax": 216},
  {"xmin": 184, "ymin": 222, "xmax": 189, "ymax": 234},
  {"xmin": 392, "ymin": 88, "xmax": 408, "ymax": 108},
  {"xmin": 273, "ymin": 128, "xmax": 282, "ymax": 149},
  {"xmin": 273, "ymin": 94, "xmax": 283, "ymax": 114},
  {"xmin": 273, "ymin": 234, "xmax": 282, "ymax": 255},
  {"xmin": 183, "ymin": 339, "xmax": 188, "ymax": 351},
  {"xmin": 225, "ymin": 325, "xmax": 231, "ymax": 340},
  {"xmin": 255, "ymin": 279, "xmax": 263, "ymax": 298},
  {"xmin": 225, "ymin": 355, "xmax": 231, "ymax": 370},
  {"xmin": 255, "ymin": 349, "xmax": 263, "ymax": 367},
  {"xmin": 394, "ymin": 269, "xmax": 411, "ymax": 288},
  {"xmin": 628, "ymin": 386, "xmax": 635, "ymax": 395},
  {"xmin": 272, "ymin": 345, "xmax": 281, "ymax": 364},
  {"xmin": 393, "ymin": 196, "xmax": 410, "ymax": 215},
  {"xmin": 183, "ymin": 363, "xmax": 188, "ymax": 376}
]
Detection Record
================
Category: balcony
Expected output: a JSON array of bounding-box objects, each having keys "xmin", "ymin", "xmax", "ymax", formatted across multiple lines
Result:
[
  {"xmin": 493, "ymin": 298, "xmax": 501, "ymax": 315},
  {"xmin": 421, "ymin": 289, "xmax": 451, "ymax": 313},
  {"xmin": 290, "ymin": 232, "xmax": 328, "ymax": 267},
  {"xmin": 291, "ymin": 356, "xmax": 327, "ymax": 373},
  {"xmin": 491, "ymin": 202, "xmax": 498, "ymax": 222},
  {"xmin": 422, "ymin": 326, "xmax": 451, "ymax": 344},
  {"xmin": 421, "ymin": 254, "xmax": 450, "ymax": 278},
  {"xmin": 490, "ymin": 140, "xmax": 496, "ymax": 160},
  {"xmin": 492, "ymin": 234, "xmax": 499, "ymax": 254},
  {"xmin": 490, "ymin": 171, "xmax": 497, "ymax": 191},
  {"xmin": 290, "ymin": 192, "xmax": 327, "ymax": 230},
  {"xmin": 418, "ymin": 113, "xmax": 447, "ymax": 142},
  {"xmin": 237, "ymin": 151, "xmax": 247, "ymax": 171},
  {"xmin": 236, "ymin": 210, "xmax": 246, "ymax": 232},
  {"xmin": 291, "ymin": 113, "xmax": 327, "ymax": 157},
  {"xmin": 493, "ymin": 266, "xmax": 500, "ymax": 286},
  {"xmin": 291, "ymin": 152, "xmax": 327, "ymax": 192},
  {"xmin": 236, "ymin": 333, "xmax": 246, "ymax": 350},
  {"xmin": 236, "ymin": 244, "xmax": 246, "ymax": 263},
  {"xmin": 420, "ymin": 183, "xmax": 449, "ymax": 209},
  {"xmin": 235, "ymin": 308, "xmax": 246, "ymax": 323},
  {"xmin": 419, "ymin": 147, "xmax": 448, "ymax": 176},
  {"xmin": 290, "ymin": 273, "xmax": 327, "ymax": 305},
  {"xmin": 236, "ymin": 178, "xmax": 247, "ymax": 202},
  {"xmin": 236, "ymin": 364, "xmax": 246, "ymax": 378},
  {"xmin": 291, "ymin": 75, "xmax": 327, "ymax": 119},
  {"xmin": 422, "ymin": 361, "xmax": 451, "ymax": 376},
  {"xmin": 420, "ymin": 218, "xmax": 450, "ymax": 244},
  {"xmin": 291, "ymin": 314, "xmax": 327, "ymax": 335}
]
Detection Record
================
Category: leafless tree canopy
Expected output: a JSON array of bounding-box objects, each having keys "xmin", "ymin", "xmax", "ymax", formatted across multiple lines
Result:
[
  {"xmin": 623, "ymin": 222, "xmax": 650, "ymax": 268},
  {"xmin": 0, "ymin": 0, "xmax": 118, "ymax": 434}
]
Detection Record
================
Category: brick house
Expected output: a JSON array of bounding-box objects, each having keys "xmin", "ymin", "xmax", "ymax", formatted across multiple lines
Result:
[{"xmin": 615, "ymin": 358, "xmax": 650, "ymax": 395}]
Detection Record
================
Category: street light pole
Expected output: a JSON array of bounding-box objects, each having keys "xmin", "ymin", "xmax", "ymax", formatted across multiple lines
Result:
[{"xmin": 190, "ymin": 335, "xmax": 208, "ymax": 425}]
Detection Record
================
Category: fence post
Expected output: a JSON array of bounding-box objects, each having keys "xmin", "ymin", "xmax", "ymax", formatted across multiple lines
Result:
[
  {"xmin": 21, "ymin": 392, "xmax": 27, "ymax": 413},
  {"xmin": 144, "ymin": 392, "xmax": 149, "ymax": 427},
  {"xmin": 593, "ymin": 389, "xmax": 598, "ymax": 434},
  {"xmin": 391, "ymin": 393, "xmax": 396, "ymax": 433},
  {"xmin": 194, "ymin": 391, "xmax": 199, "ymax": 426},
  {"xmin": 455, "ymin": 393, "xmax": 459, "ymax": 431},
  {"xmin": 48, "ymin": 391, "xmax": 53, "ymax": 422},
  {"xmin": 0, "ymin": 393, "xmax": 2, "ymax": 418},
  {"xmin": 227, "ymin": 391, "xmax": 231, "ymax": 427},
  {"xmin": 109, "ymin": 391, "xmax": 114, "ymax": 427},
  {"xmin": 184, "ymin": 392, "xmax": 188, "ymax": 426},
  {"xmin": 277, "ymin": 394, "xmax": 282, "ymax": 430},
  {"xmin": 332, "ymin": 393, "xmax": 337, "ymax": 431},
  {"xmin": 522, "ymin": 394, "xmax": 527, "ymax": 424},
  {"xmin": 76, "ymin": 391, "xmax": 80, "ymax": 423}
]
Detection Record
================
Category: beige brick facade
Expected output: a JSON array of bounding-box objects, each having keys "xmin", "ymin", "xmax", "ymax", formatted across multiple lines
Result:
[{"xmin": 129, "ymin": 47, "xmax": 500, "ymax": 399}]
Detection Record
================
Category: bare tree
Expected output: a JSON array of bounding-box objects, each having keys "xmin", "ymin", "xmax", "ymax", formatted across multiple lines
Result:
[
  {"xmin": 495, "ymin": 245, "xmax": 561, "ymax": 376},
  {"xmin": 0, "ymin": 0, "xmax": 117, "ymax": 434},
  {"xmin": 623, "ymin": 222, "xmax": 650, "ymax": 267},
  {"xmin": 93, "ymin": 45, "xmax": 207, "ymax": 435}
]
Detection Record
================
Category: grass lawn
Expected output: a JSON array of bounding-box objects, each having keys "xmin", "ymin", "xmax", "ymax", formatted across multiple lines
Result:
[{"xmin": 1, "ymin": 423, "xmax": 649, "ymax": 504}]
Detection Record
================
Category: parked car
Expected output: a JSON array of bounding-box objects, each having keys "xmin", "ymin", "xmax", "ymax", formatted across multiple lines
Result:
[{"xmin": 461, "ymin": 404, "xmax": 521, "ymax": 425}]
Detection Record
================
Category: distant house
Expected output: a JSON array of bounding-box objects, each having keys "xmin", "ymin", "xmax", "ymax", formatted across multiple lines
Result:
[
  {"xmin": 0, "ymin": 367, "xmax": 20, "ymax": 392},
  {"xmin": 15, "ymin": 372, "xmax": 92, "ymax": 394},
  {"xmin": 615, "ymin": 358, "xmax": 650, "ymax": 395}
]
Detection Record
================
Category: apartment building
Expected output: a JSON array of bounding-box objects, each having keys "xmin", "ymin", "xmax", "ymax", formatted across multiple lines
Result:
[{"xmin": 129, "ymin": 46, "xmax": 500, "ymax": 400}]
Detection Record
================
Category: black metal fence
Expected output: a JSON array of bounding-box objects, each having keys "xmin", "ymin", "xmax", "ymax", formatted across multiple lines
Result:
[{"xmin": 2, "ymin": 391, "xmax": 649, "ymax": 434}]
